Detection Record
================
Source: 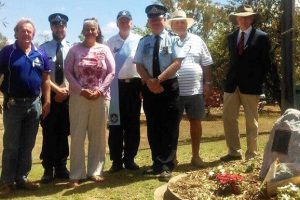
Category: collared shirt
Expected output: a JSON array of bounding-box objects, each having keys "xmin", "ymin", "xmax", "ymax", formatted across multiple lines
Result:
[
  {"xmin": 237, "ymin": 26, "xmax": 252, "ymax": 46},
  {"xmin": 40, "ymin": 39, "xmax": 71, "ymax": 87},
  {"xmin": 0, "ymin": 41, "xmax": 50, "ymax": 97},
  {"xmin": 133, "ymin": 29, "xmax": 185, "ymax": 79},
  {"xmin": 106, "ymin": 32, "xmax": 141, "ymax": 79},
  {"xmin": 177, "ymin": 33, "xmax": 213, "ymax": 96},
  {"xmin": 64, "ymin": 43, "xmax": 115, "ymax": 100}
]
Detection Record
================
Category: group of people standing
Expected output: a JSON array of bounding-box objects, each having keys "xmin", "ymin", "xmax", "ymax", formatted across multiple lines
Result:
[{"xmin": 0, "ymin": 2, "xmax": 272, "ymax": 196}]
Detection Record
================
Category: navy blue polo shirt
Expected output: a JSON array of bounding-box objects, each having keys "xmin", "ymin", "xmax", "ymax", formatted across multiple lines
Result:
[{"xmin": 0, "ymin": 41, "xmax": 50, "ymax": 97}]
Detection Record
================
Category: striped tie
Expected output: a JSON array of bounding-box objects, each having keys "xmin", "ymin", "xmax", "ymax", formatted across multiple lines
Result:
[{"xmin": 237, "ymin": 32, "xmax": 245, "ymax": 56}]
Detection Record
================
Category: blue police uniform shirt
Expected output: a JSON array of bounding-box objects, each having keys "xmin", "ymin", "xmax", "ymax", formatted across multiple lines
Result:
[
  {"xmin": 133, "ymin": 29, "xmax": 185, "ymax": 79},
  {"xmin": 40, "ymin": 39, "xmax": 71, "ymax": 86},
  {"xmin": 0, "ymin": 42, "xmax": 50, "ymax": 97}
]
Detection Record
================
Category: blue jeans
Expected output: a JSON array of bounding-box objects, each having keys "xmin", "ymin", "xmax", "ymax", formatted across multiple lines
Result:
[{"xmin": 1, "ymin": 97, "xmax": 41, "ymax": 184}]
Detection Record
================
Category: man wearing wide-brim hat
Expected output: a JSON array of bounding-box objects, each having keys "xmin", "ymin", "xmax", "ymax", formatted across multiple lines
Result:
[
  {"xmin": 166, "ymin": 10, "xmax": 195, "ymax": 29},
  {"xmin": 166, "ymin": 10, "xmax": 213, "ymax": 168},
  {"xmin": 220, "ymin": 5, "xmax": 272, "ymax": 162}
]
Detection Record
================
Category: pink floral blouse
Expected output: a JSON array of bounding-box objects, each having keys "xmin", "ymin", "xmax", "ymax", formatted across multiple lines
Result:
[{"xmin": 64, "ymin": 43, "xmax": 115, "ymax": 100}]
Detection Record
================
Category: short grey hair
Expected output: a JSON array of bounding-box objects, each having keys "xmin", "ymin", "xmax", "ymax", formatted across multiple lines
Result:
[{"xmin": 14, "ymin": 18, "xmax": 36, "ymax": 39}]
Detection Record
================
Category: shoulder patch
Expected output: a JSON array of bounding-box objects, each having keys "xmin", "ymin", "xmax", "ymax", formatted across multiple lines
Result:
[
  {"xmin": 40, "ymin": 41, "xmax": 51, "ymax": 47},
  {"xmin": 168, "ymin": 31, "xmax": 178, "ymax": 36},
  {"xmin": 140, "ymin": 34, "xmax": 150, "ymax": 40}
]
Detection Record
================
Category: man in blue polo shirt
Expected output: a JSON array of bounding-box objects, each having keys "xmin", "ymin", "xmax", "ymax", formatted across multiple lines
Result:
[{"xmin": 0, "ymin": 18, "xmax": 51, "ymax": 196}]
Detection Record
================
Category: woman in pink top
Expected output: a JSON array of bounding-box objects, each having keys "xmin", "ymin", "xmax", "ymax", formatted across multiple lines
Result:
[{"xmin": 64, "ymin": 18, "xmax": 115, "ymax": 187}]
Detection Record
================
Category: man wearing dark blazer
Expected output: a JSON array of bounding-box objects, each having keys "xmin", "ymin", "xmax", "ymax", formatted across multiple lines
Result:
[{"xmin": 220, "ymin": 5, "xmax": 272, "ymax": 162}]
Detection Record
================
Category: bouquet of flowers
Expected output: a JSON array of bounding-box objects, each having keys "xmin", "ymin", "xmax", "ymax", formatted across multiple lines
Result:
[
  {"xmin": 215, "ymin": 173, "xmax": 243, "ymax": 195},
  {"xmin": 277, "ymin": 183, "xmax": 300, "ymax": 199}
]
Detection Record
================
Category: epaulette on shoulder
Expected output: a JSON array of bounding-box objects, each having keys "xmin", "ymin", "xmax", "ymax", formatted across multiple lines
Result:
[
  {"xmin": 39, "ymin": 40, "xmax": 50, "ymax": 47},
  {"xmin": 140, "ymin": 34, "xmax": 150, "ymax": 40},
  {"xmin": 42, "ymin": 41, "xmax": 51, "ymax": 45},
  {"xmin": 168, "ymin": 31, "xmax": 178, "ymax": 36}
]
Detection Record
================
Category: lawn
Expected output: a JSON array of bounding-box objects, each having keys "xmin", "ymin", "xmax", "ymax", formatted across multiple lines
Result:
[{"xmin": 0, "ymin": 105, "xmax": 281, "ymax": 199}]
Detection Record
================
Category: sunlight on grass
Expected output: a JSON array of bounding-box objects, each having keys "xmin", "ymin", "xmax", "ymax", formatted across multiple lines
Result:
[{"xmin": 0, "ymin": 106, "xmax": 280, "ymax": 199}]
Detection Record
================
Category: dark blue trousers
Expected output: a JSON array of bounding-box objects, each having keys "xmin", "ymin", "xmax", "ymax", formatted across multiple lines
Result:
[
  {"xmin": 142, "ymin": 78, "xmax": 180, "ymax": 172},
  {"xmin": 108, "ymin": 78, "xmax": 142, "ymax": 164},
  {"xmin": 40, "ymin": 92, "xmax": 69, "ymax": 169}
]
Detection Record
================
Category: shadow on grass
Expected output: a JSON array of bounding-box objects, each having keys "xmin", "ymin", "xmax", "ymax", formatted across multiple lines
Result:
[
  {"xmin": 4, "ymin": 166, "xmax": 162, "ymax": 198},
  {"xmin": 61, "ymin": 166, "xmax": 167, "ymax": 196},
  {"xmin": 2, "ymin": 131, "xmax": 271, "ymax": 198},
  {"xmin": 177, "ymin": 131, "xmax": 270, "ymax": 147},
  {"xmin": 174, "ymin": 159, "xmax": 223, "ymax": 174}
]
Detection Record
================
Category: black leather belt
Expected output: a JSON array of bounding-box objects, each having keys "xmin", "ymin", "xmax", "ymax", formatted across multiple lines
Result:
[
  {"xmin": 119, "ymin": 78, "xmax": 141, "ymax": 83},
  {"xmin": 5, "ymin": 96, "xmax": 39, "ymax": 102}
]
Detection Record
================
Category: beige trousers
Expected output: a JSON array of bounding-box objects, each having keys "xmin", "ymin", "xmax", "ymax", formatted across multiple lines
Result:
[
  {"xmin": 69, "ymin": 94, "xmax": 108, "ymax": 180},
  {"xmin": 222, "ymin": 88, "xmax": 259, "ymax": 158}
]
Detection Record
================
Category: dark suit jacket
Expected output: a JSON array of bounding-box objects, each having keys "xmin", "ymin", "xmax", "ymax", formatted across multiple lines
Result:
[{"xmin": 224, "ymin": 28, "xmax": 272, "ymax": 95}]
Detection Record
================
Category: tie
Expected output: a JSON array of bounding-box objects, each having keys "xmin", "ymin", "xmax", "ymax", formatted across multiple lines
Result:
[
  {"xmin": 55, "ymin": 42, "xmax": 64, "ymax": 85},
  {"xmin": 237, "ymin": 32, "xmax": 245, "ymax": 56},
  {"xmin": 152, "ymin": 35, "xmax": 161, "ymax": 78}
]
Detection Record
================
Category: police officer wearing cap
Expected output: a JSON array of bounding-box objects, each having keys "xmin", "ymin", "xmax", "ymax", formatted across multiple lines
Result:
[
  {"xmin": 107, "ymin": 10, "xmax": 142, "ymax": 173},
  {"xmin": 39, "ymin": 13, "xmax": 71, "ymax": 183},
  {"xmin": 134, "ymin": 4, "xmax": 185, "ymax": 181}
]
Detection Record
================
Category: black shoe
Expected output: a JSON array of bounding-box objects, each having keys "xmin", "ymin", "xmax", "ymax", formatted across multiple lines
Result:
[
  {"xmin": 158, "ymin": 170, "xmax": 172, "ymax": 182},
  {"xmin": 0, "ymin": 184, "xmax": 14, "ymax": 197},
  {"xmin": 41, "ymin": 168, "xmax": 54, "ymax": 184},
  {"xmin": 124, "ymin": 162, "xmax": 140, "ymax": 171},
  {"xmin": 108, "ymin": 162, "xmax": 123, "ymax": 173},
  {"xmin": 143, "ymin": 168, "xmax": 161, "ymax": 177},
  {"xmin": 16, "ymin": 180, "xmax": 40, "ymax": 190},
  {"xmin": 220, "ymin": 154, "xmax": 242, "ymax": 162},
  {"xmin": 54, "ymin": 166, "xmax": 70, "ymax": 179}
]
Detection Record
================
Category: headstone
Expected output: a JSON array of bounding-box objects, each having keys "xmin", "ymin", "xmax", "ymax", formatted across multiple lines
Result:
[{"xmin": 259, "ymin": 108, "xmax": 300, "ymax": 178}]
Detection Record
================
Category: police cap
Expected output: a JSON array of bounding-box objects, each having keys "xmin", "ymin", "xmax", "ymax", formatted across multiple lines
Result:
[
  {"xmin": 145, "ymin": 4, "xmax": 168, "ymax": 19},
  {"xmin": 117, "ymin": 10, "xmax": 132, "ymax": 21},
  {"xmin": 48, "ymin": 13, "xmax": 68, "ymax": 26}
]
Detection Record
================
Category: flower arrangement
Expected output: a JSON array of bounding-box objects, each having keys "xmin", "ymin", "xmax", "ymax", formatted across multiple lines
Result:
[
  {"xmin": 208, "ymin": 165, "xmax": 244, "ymax": 196},
  {"xmin": 208, "ymin": 165, "xmax": 225, "ymax": 179},
  {"xmin": 277, "ymin": 183, "xmax": 300, "ymax": 199},
  {"xmin": 215, "ymin": 173, "xmax": 244, "ymax": 195}
]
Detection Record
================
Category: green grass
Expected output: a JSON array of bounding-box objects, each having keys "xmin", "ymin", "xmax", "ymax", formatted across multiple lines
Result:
[
  {"xmin": 0, "ymin": 107, "xmax": 280, "ymax": 199},
  {"xmin": 5, "ymin": 135, "xmax": 272, "ymax": 200}
]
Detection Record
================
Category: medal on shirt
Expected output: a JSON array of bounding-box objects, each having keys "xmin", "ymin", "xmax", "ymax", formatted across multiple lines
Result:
[{"xmin": 162, "ymin": 46, "xmax": 169, "ymax": 55}]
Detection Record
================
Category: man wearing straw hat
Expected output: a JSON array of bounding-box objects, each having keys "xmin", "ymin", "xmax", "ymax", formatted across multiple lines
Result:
[
  {"xmin": 167, "ymin": 10, "xmax": 213, "ymax": 167},
  {"xmin": 220, "ymin": 5, "xmax": 272, "ymax": 162}
]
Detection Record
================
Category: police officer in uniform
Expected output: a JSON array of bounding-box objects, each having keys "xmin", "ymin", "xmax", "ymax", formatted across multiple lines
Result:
[
  {"xmin": 39, "ymin": 13, "xmax": 71, "ymax": 183},
  {"xmin": 133, "ymin": 4, "xmax": 185, "ymax": 181}
]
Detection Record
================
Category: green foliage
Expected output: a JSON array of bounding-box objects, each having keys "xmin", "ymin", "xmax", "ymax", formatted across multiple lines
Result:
[
  {"xmin": 0, "ymin": 2, "xmax": 7, "ymax": 49},
  {"xmin": 78, "ymin": 34, "xmax": 84, "ymax": 42},
  {"xmin": 158, "ymin": 0, "xmax": 300, "ymax": 103},
  {"xmin": 132, "ymin": 25, "xmax": 151, "ymax": 36},
  {"xmin": 0, "ymin": 32, "xmax": 7, "ymax": 49}
]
